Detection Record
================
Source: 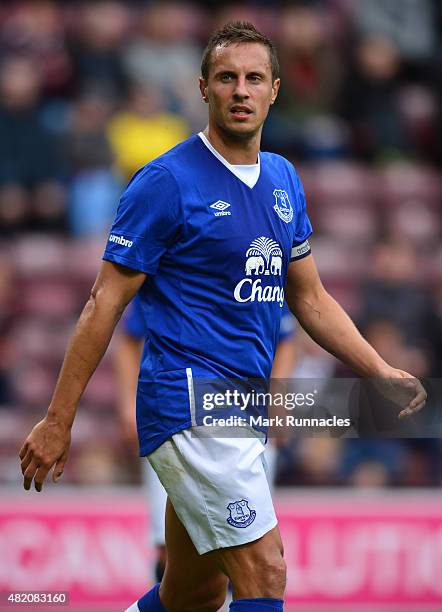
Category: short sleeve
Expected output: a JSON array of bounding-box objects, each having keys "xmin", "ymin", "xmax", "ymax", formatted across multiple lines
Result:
[
  {"xmin": 290, "ymin": 171, "xmax": 313, "ymax": 262},
  {"xmin": 103, "ymin": 163, "xmax": 182, "ymax": 275}
]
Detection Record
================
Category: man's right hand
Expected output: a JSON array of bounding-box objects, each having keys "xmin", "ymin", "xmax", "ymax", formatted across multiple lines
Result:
[{"xmin": 19, "ymin": 417, "xmax": 71, "ymax": 492}]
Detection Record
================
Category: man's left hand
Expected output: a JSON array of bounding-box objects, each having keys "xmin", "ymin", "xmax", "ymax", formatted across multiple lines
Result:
[{"xmin": 374, "ymin": 368, "xmax": 427, "ymax": 419}]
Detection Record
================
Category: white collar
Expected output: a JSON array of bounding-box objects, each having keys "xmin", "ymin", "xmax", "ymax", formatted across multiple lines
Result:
[{"xmin": 198, "ymin": 131, "xmax": 261, "ymax": 189}]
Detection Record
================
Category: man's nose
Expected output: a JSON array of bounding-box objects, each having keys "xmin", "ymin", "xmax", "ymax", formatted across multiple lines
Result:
[{"xmin": 233, "ymin": 76, "xmax": 249, "ymax": 98}]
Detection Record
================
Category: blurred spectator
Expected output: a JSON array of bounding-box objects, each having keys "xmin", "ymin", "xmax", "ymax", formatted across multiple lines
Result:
[
  {"xmin": 0, "ymin": 56, "xmax": 65, "ymax": 233},
  {"xmin": 290, "ymin": 329, "xmax": 337, "ymax": 381},
  {"xmin": 71, "ymin": 443, "xmax": 124, "ymax": 485},
  {"xmin": 0, "ymin": 250, "xmax": 16, "ymax": 405},
  {"xmin": 397, "ymin": 85, "xmax": 439, "ymax": 161},
  {"xmin": 265, "ymin": 6, "xmax": 346, "ymax": 158},
  {"xmin": 69, "ymin": 1, "xmax": 129, "ymax": 99},
  {"xmin": 352, "ymin": 0, "xmax": 436, "ymax": 62},
  {"xmin": 278, "ymin": 6, "xmax": 342, "ymax": 121},
  {"xmin": 107, "ymin": 84, "xmax": 190, "ymax": 180},
  {"xmin": 363, "ymin": 319, "xmax": 428, "ymax": 378},
  {"xmin": 0, "ymin": 1, "xmax": 73, "ymax": 97},
  {"xmin": 278, "ymin": 438, "xmax": 343, "ymax": 487},
  {"xmin": 386, "ymin": 198, "xmax": 440, "ymax": 251},
  {"xmin": 425, "ymin": 286, "xmax": 442, "ymax": 376},
  {"xmin": 122, "ymin": 1, "xmax": 205, "ymax": 129},
  {"xmin": 339, "ymin": 439, "xmax": 407, "ymax": 487},
  {"xmin": 358, "ymin": 238, "xmax": 433, "ymax": 350},
  {"xmin": 63, "ymin": 90, "xmax": 121, "ymax": 236},
  {"xmin": 65, "ymin": 91, "xmax": 114, "ymax": 173},
  {"xmin": 338, "ymin": 35, "xmax": 405, "ymax": 161},
  {"xmin": 210, "ymin": 4, "xmax": 271, "ymax": 35},
  {"xmin": 399, "ymin": 439, "xmax": 441, "ymax": 486}
]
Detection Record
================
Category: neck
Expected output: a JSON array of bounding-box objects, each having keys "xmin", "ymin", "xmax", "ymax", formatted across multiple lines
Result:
[{"xmin": 203, "ymin": 124, "xmax": 260, "ymax": 165}]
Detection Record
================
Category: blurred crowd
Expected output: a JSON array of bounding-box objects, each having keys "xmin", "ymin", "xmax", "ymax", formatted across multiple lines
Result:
[{"xmin": 0, "ymin": 0, "xmax": 441, "ymax": 488}]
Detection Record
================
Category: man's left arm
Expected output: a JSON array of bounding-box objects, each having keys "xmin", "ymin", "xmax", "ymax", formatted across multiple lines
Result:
[{"xmin": 285, "ymin": 254, "xmax": 427, "ymax": 418}]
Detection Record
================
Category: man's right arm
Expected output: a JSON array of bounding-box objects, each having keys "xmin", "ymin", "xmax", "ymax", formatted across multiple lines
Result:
[{"xmin": 19, "ymin": 260, "xmax": 146, "ymax": 492}]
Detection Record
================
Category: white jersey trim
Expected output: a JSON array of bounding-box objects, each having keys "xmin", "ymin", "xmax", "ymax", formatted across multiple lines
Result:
[
  {"xmin": 198, "ymin": 132, "xmax": 260, "ymax": 189},
  {"xmin": 186, "ymin": 367, "xmax": 197, "ymax": 426}
]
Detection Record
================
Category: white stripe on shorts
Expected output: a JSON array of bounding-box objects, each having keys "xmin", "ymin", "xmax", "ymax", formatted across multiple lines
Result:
[{"xmin": 186, "ymin": 367, "xmax": 197, "ymax": 426}]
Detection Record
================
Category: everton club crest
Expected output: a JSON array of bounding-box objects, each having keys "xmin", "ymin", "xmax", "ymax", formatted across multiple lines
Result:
[
  {"xmin": 273, "ymin": 189, "xmax": 293, "ymax": 224},
  {"xmin": 227, "ymin": 499, "xmax": 257, "ymax": 528}
]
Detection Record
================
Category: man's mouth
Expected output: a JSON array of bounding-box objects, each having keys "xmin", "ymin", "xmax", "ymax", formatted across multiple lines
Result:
[{"xmin": 230, "ymin": 105, "xmax": 253, "ymax": 117}]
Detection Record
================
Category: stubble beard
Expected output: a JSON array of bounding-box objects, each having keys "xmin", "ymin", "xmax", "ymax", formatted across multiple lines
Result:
[{"xmin": 218, "ymin": 116, "xmax": 263, "ymax": 143}]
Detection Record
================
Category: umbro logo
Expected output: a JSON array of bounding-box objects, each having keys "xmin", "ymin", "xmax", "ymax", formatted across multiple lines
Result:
[
  {"xmin": 109, "ymin": 234, "xmax": 133, "ymax": 247},
  {"xmin": 210, "ymin": 200, "xmax": 231, "ymax": 216}
]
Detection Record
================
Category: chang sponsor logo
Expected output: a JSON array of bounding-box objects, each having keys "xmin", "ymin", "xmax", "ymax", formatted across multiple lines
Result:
[
  {"xmin": 234, "ymin": 236, "xmax": 284, "ymax": 307},
  {"xmin": 234, "ymin": 279, "xmax": 284, "ymax": 306},
  {"xmin": 109, "ymin": 234, "xmax": 133, "ymax": 248}
]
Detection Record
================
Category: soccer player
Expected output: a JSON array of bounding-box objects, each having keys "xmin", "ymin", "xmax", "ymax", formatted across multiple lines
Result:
[{"xmin": 19, "ymin": 22, "xmax": 426, "ymax": 612}]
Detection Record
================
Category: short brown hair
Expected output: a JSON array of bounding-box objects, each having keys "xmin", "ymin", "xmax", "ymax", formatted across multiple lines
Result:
[{"xmin": 201, "ymin": 21, "xmax": 279, "ymax": 82}]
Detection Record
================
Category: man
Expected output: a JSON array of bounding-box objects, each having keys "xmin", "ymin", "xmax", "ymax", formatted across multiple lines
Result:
[{"xmin": 19, "ymin": 22, "xmax": 426, "ymax": 612}]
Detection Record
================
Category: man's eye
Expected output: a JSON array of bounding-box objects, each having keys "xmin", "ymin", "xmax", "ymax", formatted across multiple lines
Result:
[
  {"xmin": 221, "ymin": 74, "xmax": 233, "ymax": 81},
  {"xmin": 249, "ymin": 75, "xmax": 261, "ymax": 82}
]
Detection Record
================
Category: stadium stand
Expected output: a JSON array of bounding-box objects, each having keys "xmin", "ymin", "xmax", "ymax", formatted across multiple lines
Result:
[{"xmin": 0, "ymin": 0, "xmax": 440, "ymax": 489}]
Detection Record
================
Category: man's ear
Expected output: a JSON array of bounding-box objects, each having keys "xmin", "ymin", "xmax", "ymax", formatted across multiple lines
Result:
[
  {"xmin": 199, "ymin": 77, "xmax": 209, "ymax": 103},
  {"xmin": 270, "ymin": 78, "xmax": 281, "ymax": 105}
]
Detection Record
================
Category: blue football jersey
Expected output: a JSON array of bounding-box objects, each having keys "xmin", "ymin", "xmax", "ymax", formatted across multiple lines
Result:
[
  {"xmin": 104, "ymin": 134, "xmax": 312, "ymax": 454},
  {"xmin": 123, "ymin": 295, "xmax": 296, "ymax": 343}
]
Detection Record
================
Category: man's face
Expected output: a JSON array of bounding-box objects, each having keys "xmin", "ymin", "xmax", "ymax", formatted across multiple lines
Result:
[{"xmin": 200, "ymin": 42, "xmax": 280, "ymax": 139}]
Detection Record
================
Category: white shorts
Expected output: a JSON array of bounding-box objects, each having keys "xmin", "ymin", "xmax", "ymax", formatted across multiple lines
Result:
[{"xmin": 147, "ymin": 426, "xmax": 277, "ymax": 555}]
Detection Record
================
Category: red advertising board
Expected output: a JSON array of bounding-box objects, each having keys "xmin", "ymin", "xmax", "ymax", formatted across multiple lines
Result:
[
  {"xmin": 278, "ymin": 493, "xmax": 442, "ymax": 605},
  {"xmin": 0, "ymin": 494, "xmax": 149, "ymax": 610},
  {"xmin": 0, "ymin": 490, "xmax": 441, "ymax": 610}
]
